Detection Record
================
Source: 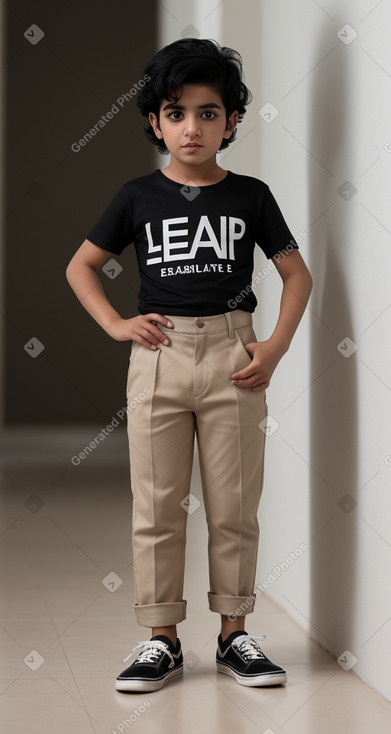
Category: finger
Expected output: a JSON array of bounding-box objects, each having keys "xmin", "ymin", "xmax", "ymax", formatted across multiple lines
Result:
[
  {"xmin": 231, "ymin": 364, "xmax": 254, "ymax": 379},
  {"xmin": 251, "ymin": 382, "xmax": 268, "ymax": 392},
  {"xmin": 139, "ymin": 325, "xmax": 171, "ymax": 347},
  {"xmin": 144, "ymin": 314, "xmax": 174, "ymax": 346},
  {"xmin": 233, "ymin": 379, "xmax": 263, "ymax": 390},
  {"xmin": 133, "ymin": 336, "xmax": 160, "ymax": 351},
  {"xmin": 231, "ymin": 368, "xmax": 255, "ymax": 381},
  {"xmin": 144, "ymin": 313, "xmax": 174, "ymax": 328},
  {"xmin": 231, "ymin": 376, "xmax": 253, "ymax": 385}
]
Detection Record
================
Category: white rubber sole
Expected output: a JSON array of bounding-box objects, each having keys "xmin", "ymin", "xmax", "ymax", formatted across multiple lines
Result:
[
  {"xmin": 115, "ymin": 665, "xmax": 183, "ymax": 692},
  {"xmin": 216, "ymin": 662, "xmax": 287, "ymax": 687}
]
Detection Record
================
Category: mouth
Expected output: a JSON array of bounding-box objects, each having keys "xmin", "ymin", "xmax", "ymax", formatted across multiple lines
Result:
[{"xmin": 183, "ymin": 143, "xmax": 203, "ymax": 148}]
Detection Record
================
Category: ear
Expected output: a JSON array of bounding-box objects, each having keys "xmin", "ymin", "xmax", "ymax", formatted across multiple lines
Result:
[
  {"xmin": 148, "ymin": 112, "xmax": 164, "ymax": 140},
  {"xmin": 222, "ymin": 110, "xmax": 239, "ymax": 140}
]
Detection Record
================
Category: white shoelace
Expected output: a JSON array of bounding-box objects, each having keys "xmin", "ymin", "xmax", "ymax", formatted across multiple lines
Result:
[
  {"xmin": 122, "ymin": 640, "xmax": 175, "ymax": 668},
  {"xmin": 231, "ymin": 635, "xmax": 267, "ymax": 660}
]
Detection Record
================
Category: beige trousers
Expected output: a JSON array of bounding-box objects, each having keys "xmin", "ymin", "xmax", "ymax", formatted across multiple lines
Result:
[{"xmin": 126, "ymin": 309, "xmax": 268, "ymax": 628}]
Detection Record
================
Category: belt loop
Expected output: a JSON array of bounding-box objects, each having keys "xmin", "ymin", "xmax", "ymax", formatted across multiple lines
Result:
[{"xmin": 225, "ymin": 311, "xmax": 235, "ymax": 339}]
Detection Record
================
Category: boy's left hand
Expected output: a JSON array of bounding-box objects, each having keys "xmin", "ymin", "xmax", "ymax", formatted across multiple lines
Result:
[{"xmin": 231, "ymin": 339, "xmax": 285, "ymax": 392}]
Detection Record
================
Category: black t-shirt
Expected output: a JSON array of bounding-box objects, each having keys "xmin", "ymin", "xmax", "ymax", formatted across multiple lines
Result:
[{"xmin": 86, "ymin": 169, "xmax": 299, "ymax": 317}]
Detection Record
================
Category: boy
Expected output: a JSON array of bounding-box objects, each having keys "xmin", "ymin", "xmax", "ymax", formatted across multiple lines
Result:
[{"xmin": 66, "ymin": 38, "xmax": 312, "ymax": 692}]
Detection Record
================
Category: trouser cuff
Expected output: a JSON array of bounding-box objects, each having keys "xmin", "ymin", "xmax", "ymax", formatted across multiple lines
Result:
[
  {"xmin": 133, "ymin": 600, "xmax": 187, "ymax": 627},
  {"xmin": 208, "ymin": 592, "xmax": 256, "ymax": 617}
]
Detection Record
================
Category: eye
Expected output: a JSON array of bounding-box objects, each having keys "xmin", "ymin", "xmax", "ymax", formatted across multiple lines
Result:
[
  {"xmin": 166, "ymin": 109, "xmax": 217, "ymax": 121},
  {"xmin": 167, "ymin": 111, "xmax": 183, "ymax": 120}
]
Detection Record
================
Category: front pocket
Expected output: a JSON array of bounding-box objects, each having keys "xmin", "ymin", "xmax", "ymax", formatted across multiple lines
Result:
[
  {"xmin": 236, "ymin": 325, "xmax": 257, "ymax": 353},
  {"xmin": 232, "ymin": 327, "xmax": 255, "ymax": 372},
  {"xmin": 128, "ymin": 340, "xmax": 140, "ymax": 367},
  {"xmin": 126, "ymin": 342, "xmax": 140, "ymax": 391}
]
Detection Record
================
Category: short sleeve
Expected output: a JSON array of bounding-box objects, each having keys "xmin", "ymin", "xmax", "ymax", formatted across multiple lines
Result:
[
  {"xmin": 255, "ymin": 186, "xmax": 299, "ymax": 259},
  {"xmin": 86, "ymin": 185, "xmax": 133, "ymax": 255}
]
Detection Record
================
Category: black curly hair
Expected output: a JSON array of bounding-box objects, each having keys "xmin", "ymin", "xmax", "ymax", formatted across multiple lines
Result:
[{"xmin": 136, "ymin": 38, "xmax": 252, "ymax": 155}]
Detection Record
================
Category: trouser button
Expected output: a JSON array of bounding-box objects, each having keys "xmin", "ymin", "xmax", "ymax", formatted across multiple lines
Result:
[{"xmin": 196, "ymin": 319, "xmax": 205, "ymax": 328}]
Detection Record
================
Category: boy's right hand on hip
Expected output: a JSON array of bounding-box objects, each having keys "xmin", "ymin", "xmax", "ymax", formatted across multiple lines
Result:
[{"xmin": 108, "ymin": 314, "xmax": 174, "ymax": 349}]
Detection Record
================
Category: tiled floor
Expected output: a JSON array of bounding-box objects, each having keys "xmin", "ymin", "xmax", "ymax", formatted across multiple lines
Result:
[{"xmin": 1, "ymin": 428, "xmax": 391, "ymax": 733}]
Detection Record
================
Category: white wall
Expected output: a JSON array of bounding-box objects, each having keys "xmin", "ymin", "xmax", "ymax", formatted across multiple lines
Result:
[
  {"xmin": 252, "ymin": 0, "xmax": 391, "ymax": 703},
  {"xmin": 158, "ymin": 0, "xmax": 391, "ymax": 702}
]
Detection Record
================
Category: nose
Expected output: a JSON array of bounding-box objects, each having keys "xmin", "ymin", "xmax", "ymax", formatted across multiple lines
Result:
[{"xmin": 184, "ymin": 115, "xmax": 201, "ymax": 137}]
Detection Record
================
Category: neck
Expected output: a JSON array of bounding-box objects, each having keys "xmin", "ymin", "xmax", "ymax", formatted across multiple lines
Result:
[{"xmin": 161, "ymin": 160, "xmax": 227, "ymax": 186}]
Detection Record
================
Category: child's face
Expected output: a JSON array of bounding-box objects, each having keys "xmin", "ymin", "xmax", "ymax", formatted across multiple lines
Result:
[{"xmin": 148, "ymin": 84, "xmax": 238, "ymax": 167}]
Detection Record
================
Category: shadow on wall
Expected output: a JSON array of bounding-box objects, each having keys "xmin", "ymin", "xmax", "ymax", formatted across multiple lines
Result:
[
  {"xmin": 308, "ymin": 24, "xmax": 358, "ymax": 659},
  {"xmin": 4, "ymin": 1, "xmax": 158, "ymax": 426}
]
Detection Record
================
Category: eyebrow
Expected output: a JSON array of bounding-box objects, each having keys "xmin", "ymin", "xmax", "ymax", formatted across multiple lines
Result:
[{"xmin": 162, "ymin": 102, "xmax": 223, "ymax": 111}]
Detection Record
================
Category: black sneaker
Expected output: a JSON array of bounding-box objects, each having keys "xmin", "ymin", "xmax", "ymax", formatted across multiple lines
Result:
[
  {"xmin": 216, "ymin": 631, "xmax": 287, "ymax": 687},
  {"xmin": 115, "ymin": 635, "xmax": 183, "ymax": 692}
]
